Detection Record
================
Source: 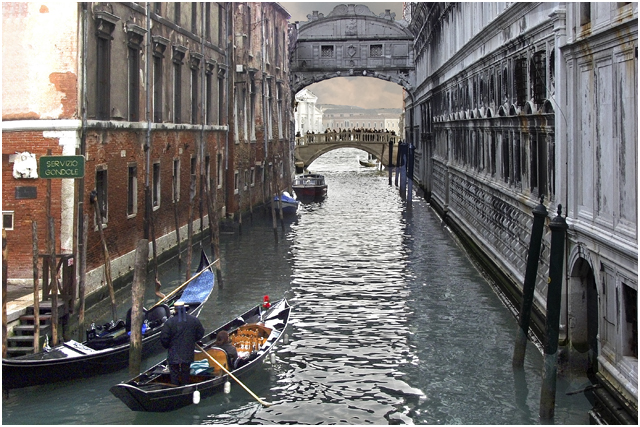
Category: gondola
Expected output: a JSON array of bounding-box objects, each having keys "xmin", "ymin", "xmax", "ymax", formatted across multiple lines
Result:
[
  {"xmin": 110, "ymin": 298, "xmax": 291, "ymax": 412},
  {"xmin": 2, "ymin": 250, "xmax": 216, "ymax": 390},
  {"xmin": 271, "ymin": 191, "xmax": 300, "ymax": 215}
]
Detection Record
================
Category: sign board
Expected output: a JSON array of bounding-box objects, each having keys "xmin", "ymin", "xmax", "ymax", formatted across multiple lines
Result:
[
  {"xmin": 39, "ymin": 155, "xmax": 85, "ymax": 179},
  {"xmin": 15, "ymin": 186, "xmax": 37, "ymax": 199}
]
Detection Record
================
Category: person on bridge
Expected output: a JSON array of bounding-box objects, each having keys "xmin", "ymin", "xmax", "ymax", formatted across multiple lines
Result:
[{"xmin": 160, "ymin": 301, "xmax": 204, "ymax": 385}]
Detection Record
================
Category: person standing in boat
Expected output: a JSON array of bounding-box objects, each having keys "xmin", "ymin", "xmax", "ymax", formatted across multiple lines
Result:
[{"xmin": 160, "ymin": 301, "xmax": 204, "ymax": 385}]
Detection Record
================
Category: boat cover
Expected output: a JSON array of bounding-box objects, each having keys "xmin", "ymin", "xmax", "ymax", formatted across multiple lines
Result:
[{"xmin": 177, "ymin": 270, "xmax": 215, "ymax": 305}]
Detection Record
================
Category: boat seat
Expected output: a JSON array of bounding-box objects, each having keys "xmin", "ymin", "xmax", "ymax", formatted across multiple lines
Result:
[
  {"xmin": 145, "ymin": 304, "xmax": 170, "ymax": 329},
  {"xmin": 194, "ymin": 347, "xmax": 228, "ymax": 376},
  {"xmin": 229, "ymin": 324, "xmax": 271, "ymax": 353}
]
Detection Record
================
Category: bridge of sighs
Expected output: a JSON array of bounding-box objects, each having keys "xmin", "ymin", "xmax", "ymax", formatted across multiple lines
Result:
[{"xmin": 289, "ymin": 4, "xmax": 415, "ymax": 170}]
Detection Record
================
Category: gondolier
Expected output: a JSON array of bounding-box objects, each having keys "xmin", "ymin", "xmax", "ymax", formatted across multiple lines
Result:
[{"xmin": 160, "ymin": 301, "xmax": 205, "ymax": 386}]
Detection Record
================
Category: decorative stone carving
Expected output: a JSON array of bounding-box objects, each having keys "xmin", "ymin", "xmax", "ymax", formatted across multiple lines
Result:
[{"xmin": 290, "ymin": 3, "xmax": 414, "ymax": 94}]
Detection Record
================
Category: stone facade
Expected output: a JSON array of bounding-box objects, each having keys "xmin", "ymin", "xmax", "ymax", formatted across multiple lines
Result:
[
  {"xmin": 2, "ymin": 3, "xmax": 293, "ymax": 299},
  {"xmin": 229, "ymin": 2, "xmax": 293, "ymax": 217},
  {"xmin": 294, "ymin": 88, "xmax": 323, "ymax": 134},
  {"xmin": 407, "ymin": 2, "xmax": 637, "ymax": 418},
  {"xmin": 321, "ymin": 105, "xmax": 401, "ymax": 134},
  {"xmin": 289, "ymin": 4, "xmax": 414, "ymax": 95}
]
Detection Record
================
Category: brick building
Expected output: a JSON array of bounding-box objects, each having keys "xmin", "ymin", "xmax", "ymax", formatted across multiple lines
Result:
[{"xmin": 2, "ymin": 3, "xmax": 293, "ymax": 300}]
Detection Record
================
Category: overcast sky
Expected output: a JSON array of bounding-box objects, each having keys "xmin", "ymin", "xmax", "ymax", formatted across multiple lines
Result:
[{"xmin": 280, "ymin": 2, "xmax": 406, "ymax": 109}]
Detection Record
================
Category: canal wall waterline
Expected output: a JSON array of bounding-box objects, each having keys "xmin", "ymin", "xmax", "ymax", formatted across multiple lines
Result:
[{"xmin": 421, "ymin": 184, "xmax": 547, "ymax": 344}]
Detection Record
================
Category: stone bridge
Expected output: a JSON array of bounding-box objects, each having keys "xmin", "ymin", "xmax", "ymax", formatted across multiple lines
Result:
[{"xmin": 294, "ymin": 130, "xmax": 400, "ymax": 170}]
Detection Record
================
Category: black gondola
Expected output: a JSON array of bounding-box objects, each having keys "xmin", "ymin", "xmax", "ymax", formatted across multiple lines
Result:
[
  {"xmin": 110, "ymin": 298, "xmax": 291, "ymax": 412},
  {"xmin": 2, "ymin": 250, "xmax": 216, "ymax": 390}
]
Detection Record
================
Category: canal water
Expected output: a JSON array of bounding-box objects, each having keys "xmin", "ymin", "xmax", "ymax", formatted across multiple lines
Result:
[{"xmin": 2, "ymin": 148, "xmax": 593, "ymax": 424}]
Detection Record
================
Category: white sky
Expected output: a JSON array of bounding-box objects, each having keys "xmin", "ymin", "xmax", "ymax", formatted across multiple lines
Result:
[{"xmin": 280, "ymin": 2, "xmax": 406, "ymax": 109}]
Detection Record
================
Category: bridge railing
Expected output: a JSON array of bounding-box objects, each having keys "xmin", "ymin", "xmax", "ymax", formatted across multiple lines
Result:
[{"xmin": 295, "ymin": 131, "xmax": 399, "ymax": 146}]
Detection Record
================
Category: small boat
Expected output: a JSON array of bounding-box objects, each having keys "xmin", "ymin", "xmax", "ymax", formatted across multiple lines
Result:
[
  {"xmin": 358, "ymin": 154, "xmax": 378, "ymax": 168},
  {"xmin": 2, "ymin": 250, "xmax": 216, "ymax": 390},
  {"xmin": 271, "ymin": 191, "xmax": 300, "ymax": 215},
  {"xmin": 292, "ymin": 173, "xmax": 327, "ymax": 201},
  {"xmin": 110, "ymin": 298, "xmax": 291, "ymax": 412}
]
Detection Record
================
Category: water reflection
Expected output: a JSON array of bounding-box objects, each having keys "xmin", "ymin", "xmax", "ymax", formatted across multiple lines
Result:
[{"xmin": 2, "ymin": 148, "xmax": 592, "ymax": 425}]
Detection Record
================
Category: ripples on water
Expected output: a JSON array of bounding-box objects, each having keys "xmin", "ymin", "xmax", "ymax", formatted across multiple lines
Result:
[{"xmin": 2, "ymin": 148, "xmax": 592, "ymax": 425}]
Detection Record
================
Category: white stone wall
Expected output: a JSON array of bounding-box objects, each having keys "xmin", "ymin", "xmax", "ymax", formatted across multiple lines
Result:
[{"xmin": 410, "ymin": 1, "xmax": 637, "ymax": 409}]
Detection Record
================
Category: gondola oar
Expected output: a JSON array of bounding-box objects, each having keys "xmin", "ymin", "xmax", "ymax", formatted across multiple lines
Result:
[
  {"xmin": 196, "ymin": 344, "xmax": 272, "ymax": 408},
  {"xmin": 151, "ymin": 258, "xmax": 219, "ymax": 309}
]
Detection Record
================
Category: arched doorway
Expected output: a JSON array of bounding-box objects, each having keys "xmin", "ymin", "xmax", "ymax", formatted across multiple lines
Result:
[{"xmin": 568, "ymin": 257, "xmax": 599, "ymax": 378}]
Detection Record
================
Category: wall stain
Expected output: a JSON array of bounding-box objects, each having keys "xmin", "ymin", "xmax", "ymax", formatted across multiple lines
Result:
[{"xmin": 49, "ymin": 72, "xmax": 78, "ymax": 118}]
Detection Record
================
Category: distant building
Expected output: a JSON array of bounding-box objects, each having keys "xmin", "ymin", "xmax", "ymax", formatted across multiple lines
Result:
[
  {"xmin": 321, "ymin": 105, "xmax": 401, "ymax": 133},
  {"xmin": 294, "ymin": 88, "xmax": 323, "ymax": 134}
]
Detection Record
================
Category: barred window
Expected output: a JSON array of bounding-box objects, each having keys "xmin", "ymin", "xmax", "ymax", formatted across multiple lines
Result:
[
  {"xmin": 127, "ymin": 164, "xmax": 137, "ymax": 216},
  {"xmin": 514, "ymin": 57, "xmax": 528, "ymax": 106},
  {"xmin": 531, "ymin": 51, "xmax": 546, "ymax": 104},
  {"xmin": 321, "ymin": 45, "xmax": 334, "ymax": 58},
  {"xmin": 370, "ymin": 44, "xmax": 383, "ymax": 57}
]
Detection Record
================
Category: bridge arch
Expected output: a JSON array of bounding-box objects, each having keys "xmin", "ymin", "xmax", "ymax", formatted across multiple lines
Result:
[
  {"xmin": 305, "ymin": 143, "xmax": 381, "ymax": 166},
  {"xmin": 289, "ymin": 4, "xmax": 416, "ymax": 96},
  {"xmin": 293, "ymin": 131, "xmax": 400, "ymax": 170}
]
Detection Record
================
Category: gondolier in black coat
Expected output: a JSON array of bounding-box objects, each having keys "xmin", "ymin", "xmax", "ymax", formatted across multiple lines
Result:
[{"xmin": 160, "ymin": 301, "xmax": 205, "ymax": 385}]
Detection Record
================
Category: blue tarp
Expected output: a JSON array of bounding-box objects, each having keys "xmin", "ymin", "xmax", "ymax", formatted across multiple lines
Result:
[{"xmin": 177, "ymin": 270, "xmax": 215, "ymax": 304}]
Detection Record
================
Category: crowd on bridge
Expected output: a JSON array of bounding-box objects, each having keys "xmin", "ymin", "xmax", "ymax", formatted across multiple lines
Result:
[{"xmin": 295, "ymin": 127, "xmax": 397, "ymax": 144}]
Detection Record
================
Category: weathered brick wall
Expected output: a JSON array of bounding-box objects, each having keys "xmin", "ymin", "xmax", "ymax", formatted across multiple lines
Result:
[
  {"xmin": 83, "ymin": 128, "xmax": 225, "ymax": 273},
  {"xmin": 2, "ymin": 2, "xmax": 78, "ymax": 120},
  {"xmin": 2, "ymin": 131, "xmax": 63, "ymax": 278}
]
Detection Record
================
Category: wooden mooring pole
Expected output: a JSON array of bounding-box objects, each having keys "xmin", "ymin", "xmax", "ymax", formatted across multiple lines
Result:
[
  {"xmin": 407, "ymin": 143, "xmax": 414, "ymax": 204},
  {"xmin": 388, "ymin": 139, "xmax": 394, "ymax": 186},
  {"xmin": 2, "ymin": 229, "xmax": 8, "ymax": 359},
  {"xmin": 129, "ymin": 239, "xmax": 148, "ymax": 376},
  {"xmin": 269, "ymin": 180, "xmax": 278, "ymax": 244},
  {"xmin": 78, "ymin": 213, "xmax": 88, "ymax": 341},
  {"xmin": 205, "ymin": 178, "xmax": 223, "ymax": 288},
  {"xmin": 173, "ymin": 174, "xmax": 183, "ymax": 275},
  {"xmin": 513, "ymin": 197, "xmax": 547, "ymax": 367},
  {"xmin": 90, "ymin": 191, "xmax": 117, "ymax": 322},
  {"xmin": 32, "ymin": 222, "xmax": 40, "ymax": 353},
  {"xmin": 539, "ymin": 205, "xmax": 568, "ymax": 420},
  {"xmin": 186, "ymin": 178, "xmax": 196, "ymax": 282},
  {"xmin": 399, "ymin": 141, "xmax": 407, "ymax": 199},
  {"xmin": 46, "ymin": 167, "xmax": 60, "ymax": 346}
]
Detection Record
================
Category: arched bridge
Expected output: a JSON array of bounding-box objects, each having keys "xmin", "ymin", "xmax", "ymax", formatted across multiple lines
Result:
[
  {"xmin": 294, "ymin": 130, "xmax": 400, "ymax": 170},
  {"xmin": 288, "ymin": 4, "xmax": 415, "ymax": 94}
]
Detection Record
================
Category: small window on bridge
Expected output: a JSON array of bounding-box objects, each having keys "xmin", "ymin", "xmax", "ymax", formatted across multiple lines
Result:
[
  {"xmin": 370, "ymin": 44, "xmax": 383, "ymax": 57},
  {"xmin": 321, "ymin": 46, "xmax": 334, "ymax": 58}
]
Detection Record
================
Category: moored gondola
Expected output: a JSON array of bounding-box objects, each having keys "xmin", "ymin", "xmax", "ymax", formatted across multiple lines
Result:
[
  {"xmin": 2, "ymin": 250, "xmax": 216, "ymax": 390},
  {"xmin": 110, "ymin": 298, "xmax": 291, "ymax": 412}
]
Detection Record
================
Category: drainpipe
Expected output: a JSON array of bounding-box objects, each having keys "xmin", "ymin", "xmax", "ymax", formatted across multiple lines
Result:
[
  {"xmin": 199, "ymin": 7, "xmax": 206, "ymax": 239},
  {"xmin": 224, "ymin": 3, "xmax": 232, "ymax": 209},
  {"xmin": 407, "ymin": 90, "xmax": 415, "ymax": 203},
  {"xmin": 262, "ymin": 7, "xmax": 268, "ymax": 162},
  {"xmin": 76, "ymin": 2, "xmax": 89, "ymax": 340},
  {"xmin": 143, "ymin": 3, "xmax": 152, "ymax": 240}
]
